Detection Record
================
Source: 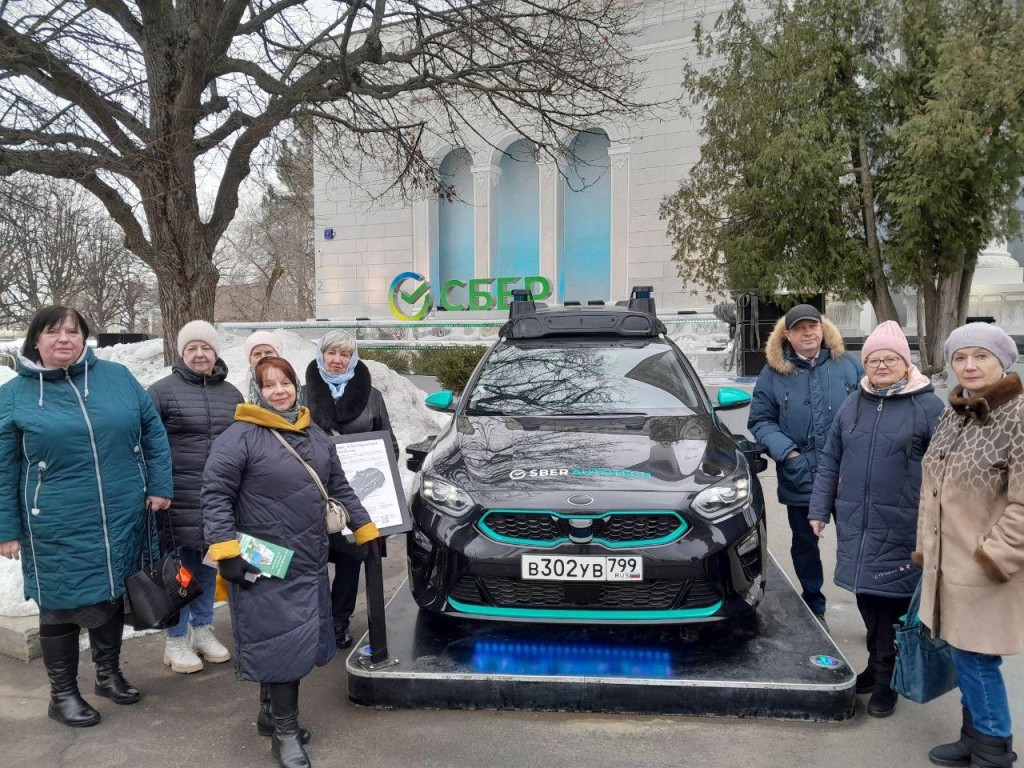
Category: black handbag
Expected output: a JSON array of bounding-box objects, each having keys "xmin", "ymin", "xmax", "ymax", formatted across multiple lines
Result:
[
  {"xmin": 124, "ymin": 509, "xmax": 203, "ymax": 630},
  {"xmin": 891, "ymin": 578, "xmax": 958, "ymax": 704}
]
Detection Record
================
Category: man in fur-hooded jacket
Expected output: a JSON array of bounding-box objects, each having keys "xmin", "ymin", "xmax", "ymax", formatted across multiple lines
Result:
[{"xmin": 747, "ymin": 304, "xmax": 864, "ymax": 625}]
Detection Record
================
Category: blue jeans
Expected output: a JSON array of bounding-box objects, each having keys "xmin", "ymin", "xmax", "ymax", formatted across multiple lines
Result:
[
  {"xmin": 786, "ymin": 505, "xmax": 826, "ymax": 615},
  {"xmin": 166, "ymin": 548, "xmax": 218, "ymax": 639},
  {"xmin": 951, "ymin": 647, "xmax": 1012, "ymax": 738}
]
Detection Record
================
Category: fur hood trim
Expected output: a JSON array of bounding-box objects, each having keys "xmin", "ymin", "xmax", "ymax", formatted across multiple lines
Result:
[
  {"xmin": 949, "ymin": 372, "xmax": 1023, "ymax": 422},
  {"xmin": 764, "ymin": 316, "xmax": 847, "ymax": 375}
]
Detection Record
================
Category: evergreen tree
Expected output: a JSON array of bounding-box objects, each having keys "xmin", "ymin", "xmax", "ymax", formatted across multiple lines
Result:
[{"xmin": 661, "ymin": 0, "xmax": 1024, "ymax": 372}]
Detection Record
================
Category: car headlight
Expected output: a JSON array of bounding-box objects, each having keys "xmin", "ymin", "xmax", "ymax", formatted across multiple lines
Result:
[
  {"xmin": 691, "ymin": 464, "xmax": 751, "ymax": 522},
  {"xmin": 420, "ymin": 476, "xmax": 475, "ymax": 518}
]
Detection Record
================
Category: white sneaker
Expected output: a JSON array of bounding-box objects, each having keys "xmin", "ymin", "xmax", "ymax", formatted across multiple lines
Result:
[
  {"xmin": 163, "ymin": 635, "xmax": 203, "ymax": 674},
  {"xmin": 188, "ymin": 625, "xmax": 231, "ymax": 664}
]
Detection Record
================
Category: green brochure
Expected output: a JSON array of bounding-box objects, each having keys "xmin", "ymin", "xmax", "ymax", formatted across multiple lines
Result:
[{"xmin": 238, "ymin": 533, "xmax": 294, "ymax": 579}]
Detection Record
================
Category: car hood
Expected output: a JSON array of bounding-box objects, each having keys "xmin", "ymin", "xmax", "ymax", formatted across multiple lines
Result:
[{"xmin": 423, "ymin": 414, "xmax": 741, "ymax": 502}]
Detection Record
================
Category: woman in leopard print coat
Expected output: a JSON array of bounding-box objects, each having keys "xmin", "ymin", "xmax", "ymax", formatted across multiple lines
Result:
[{"xmin": 915, "ymin": 323, "xmax": 1022, "ymax": 768}]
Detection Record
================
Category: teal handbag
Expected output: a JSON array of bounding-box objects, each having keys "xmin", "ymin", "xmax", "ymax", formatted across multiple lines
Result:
[{"xmin": 891, "ymin": 578, "xmax": 958, "ymax": 704}]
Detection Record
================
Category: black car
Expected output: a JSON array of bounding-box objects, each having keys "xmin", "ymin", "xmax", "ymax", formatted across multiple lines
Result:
[{"xmin": 406, "ymin": 288, "xmax": 767, "ymax": 630}]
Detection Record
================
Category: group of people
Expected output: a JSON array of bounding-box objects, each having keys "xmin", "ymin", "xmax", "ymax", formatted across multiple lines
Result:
[
  {"xmin": 751, "ymin": 305, "xmax": 1022, "ymax": 768},
  {"xmin": 0, "ymin": 307, "xmax": 397, "ymax": 768},
  {"xmin": 0, "ymin": 301, "xmax": 1020, "ymax": 767}
]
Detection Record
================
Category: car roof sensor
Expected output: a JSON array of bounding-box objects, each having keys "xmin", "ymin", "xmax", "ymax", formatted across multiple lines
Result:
[
  {"xmin": 501, "ymin": 285, "xmax": 665, "ymax": 339},
  {"xmin": 509, "ymin": 288, "xmax": 536, "ymax": 319},
  {"xmin": 627, "ymin": 286, "xmax": 656, "ymax": 315}
]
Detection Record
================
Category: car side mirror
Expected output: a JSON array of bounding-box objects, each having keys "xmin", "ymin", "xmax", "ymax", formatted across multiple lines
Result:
[
  {"xmin": 406, "ymin": 436, "xmax": 437, "ymax": 473},
  {"xmin": 424, "ymin": 390, "xmax": 455, "ymax": 413},
  {"xmin": 734, "ymin": 435, "xmax": 769, "ymax": 475},
  {"xmin": 715, "ymin": 387, "xmax": 751, "ymax": 411}
]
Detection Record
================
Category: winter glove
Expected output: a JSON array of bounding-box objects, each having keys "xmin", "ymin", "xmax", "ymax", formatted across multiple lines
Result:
[
  {"xmin": 353, "ymin": 521, "xmax": 381, "ymax": 545},
  {"xmin": 218, "ymin": 555, "xmax": 261, "ymax": 588}
]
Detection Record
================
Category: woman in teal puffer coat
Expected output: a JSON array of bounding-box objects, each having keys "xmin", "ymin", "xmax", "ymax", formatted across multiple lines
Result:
[{"xmin": 0, "ymin": 307, "xmax": 173, "ymax": 729}]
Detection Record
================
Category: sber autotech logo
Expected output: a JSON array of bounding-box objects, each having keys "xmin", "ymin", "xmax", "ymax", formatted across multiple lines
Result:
[
  {"xmin": 509, "ymin": 467, "xmax": 653, "ymax": 481},
  {"xmin": 388, "ymin": 271, "xmax": 433, "ymax": 321}
]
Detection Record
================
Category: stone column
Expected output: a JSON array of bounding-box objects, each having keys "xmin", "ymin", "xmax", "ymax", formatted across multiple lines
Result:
[
  {"xmin": 410, "ymin": 193, "xmax": 437, "ymax": 280},
  {"xmin": 472, "ymin": 164, "xmax": 502, "ymax": 277},
  {"xmin": 607, "ymin": 145, "xmax": 631, "ymax": 299},
  {"xmin": 538, "ymin": 160, "xmax": 559, "ymax": 289}
]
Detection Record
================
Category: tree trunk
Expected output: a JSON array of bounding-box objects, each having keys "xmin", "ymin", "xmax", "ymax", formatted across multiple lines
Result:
[
  {"xmin": 856, "ymin": 133, "xmax": 899, "ymax": 324},
  {"xmin": 153, "ymin": 245, "xmax": 220, "ymax": 364},
  {"xmin": 918, "ymin": 264, "xmax": 969, "ymax": 376}
]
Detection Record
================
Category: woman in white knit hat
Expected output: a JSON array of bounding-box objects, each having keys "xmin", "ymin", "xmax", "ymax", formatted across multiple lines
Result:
[
  {"xmin": 148, "ymin": 320, "xmax": 243, "ymax": 674},
  {"xmin": 244, "ymin": 331, "xmax": 284, "ymax": 403},
  {"xmin": 809, "ymin": 320, "xmax": 943, "ymax": 718}
]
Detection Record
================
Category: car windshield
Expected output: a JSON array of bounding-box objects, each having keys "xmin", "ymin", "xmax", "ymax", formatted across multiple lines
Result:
[{"xmin": 465, "ymin": 340, "xmax": 704, "ymax": 417}]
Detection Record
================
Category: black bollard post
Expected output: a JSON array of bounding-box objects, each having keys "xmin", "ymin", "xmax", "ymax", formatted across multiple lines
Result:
[{"xmin": 361, "ymin": 538, "xmax": 398, "ymax": 668}]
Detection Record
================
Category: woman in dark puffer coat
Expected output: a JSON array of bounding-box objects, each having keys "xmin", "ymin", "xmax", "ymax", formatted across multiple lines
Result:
[
  {"xmin": 809, "ymin": 321, "xmax": 943, "ymax": 718},
  {"xmin": 304, "ymin": 330, "xmax": 398, "ymax": 649},
  {"xmin": 203, "ymin": 356, "xmax": 379, "ymax": 768},
  {"xmin": 148, "ymin": 321, "xmax": 242, "ymax": 674}
]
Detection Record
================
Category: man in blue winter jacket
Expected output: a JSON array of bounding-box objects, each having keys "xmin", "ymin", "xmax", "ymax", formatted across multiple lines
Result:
[{"xmin": 747, "ymin": 304, "xmax": 864, "ymax": 627}]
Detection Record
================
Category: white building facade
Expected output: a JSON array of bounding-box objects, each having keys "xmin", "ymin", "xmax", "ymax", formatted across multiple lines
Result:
[{"xmin": 313, "ymin": 0, "xmax": 727, "ymax": 320}]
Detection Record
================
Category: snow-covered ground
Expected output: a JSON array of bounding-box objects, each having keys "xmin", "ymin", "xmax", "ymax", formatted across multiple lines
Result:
[{"xmin": 0, "ymin": 329, "xmax": 448, "ymax": 617}]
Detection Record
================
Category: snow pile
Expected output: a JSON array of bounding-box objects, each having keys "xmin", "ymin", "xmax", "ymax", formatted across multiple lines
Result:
[
  {"xmin": 0, "ymin": 365, "xmax": 16, "ymax": 386},
  {"xmin": 95, "ymin": 329, "xmax": 447, "ymax": 450},
  {"xmin": 1, "ymin": 328, "xmax": 448, "ymax": 618},
  {"xmin": 0, "ymin": 557, "xmax": 37, "ymax": 617}
]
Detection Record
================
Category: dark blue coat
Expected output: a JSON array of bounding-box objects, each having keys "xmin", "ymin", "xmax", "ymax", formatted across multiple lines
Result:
[
  {"xmin": 0, "ymin": 349, "xmax": 173, "ymax": 609},
  {"xmin": 809, "ymin": 383, "xmax": 944, "ymax": 596},
  {"xmin": 747, "ymin": 318, "xmax": 863, "ymax": 505},
  {"xmin": 201, "ymin": 414, "xmax": 373, "ymax": 683}
]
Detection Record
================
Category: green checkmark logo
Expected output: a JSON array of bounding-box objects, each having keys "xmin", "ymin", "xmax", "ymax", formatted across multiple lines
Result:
[{"xmin": 389, "ymin": 271, "xmax": 433, "ymax": 320}]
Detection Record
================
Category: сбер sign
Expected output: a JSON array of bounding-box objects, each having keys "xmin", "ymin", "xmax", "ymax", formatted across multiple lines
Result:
[{"xmin": 388, "ymin": 272, "xmax": 552, "ymax": 320}]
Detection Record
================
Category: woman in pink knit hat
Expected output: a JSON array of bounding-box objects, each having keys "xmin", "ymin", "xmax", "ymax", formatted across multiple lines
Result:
[{"xmin": 809, "ymin": 320, "xmax": 944, "ymax": 718}]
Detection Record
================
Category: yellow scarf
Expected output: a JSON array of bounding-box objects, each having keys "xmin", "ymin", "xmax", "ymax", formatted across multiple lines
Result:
[{"xmin": 234, "ymin": 403, "xmax": 312, "ymax": 432}]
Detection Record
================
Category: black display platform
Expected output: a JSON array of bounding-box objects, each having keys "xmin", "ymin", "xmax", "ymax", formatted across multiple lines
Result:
[{"xmin": 346, "ymin": 555, "xmax": 855, "ymax": 721}]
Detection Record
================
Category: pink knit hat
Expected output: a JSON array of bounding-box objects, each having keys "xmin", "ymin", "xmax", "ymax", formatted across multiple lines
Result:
[
  {"xmin": 861, "ymin": 320, "xmax": 912, "ymax": 365},
  {"xmin": 244, "ymin": 330, "xmax": 282, "ymax": 360}
]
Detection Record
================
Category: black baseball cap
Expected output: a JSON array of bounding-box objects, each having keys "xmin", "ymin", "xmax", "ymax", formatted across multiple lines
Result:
[{"xmin": 784, "ymin": 304, "xmax": 822, "ymax": 330}]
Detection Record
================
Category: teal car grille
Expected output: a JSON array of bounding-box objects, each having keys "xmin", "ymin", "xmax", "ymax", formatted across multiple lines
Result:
[{"xmin": 478, "ymin": 509, "xmax": 688, "ymax": 548}]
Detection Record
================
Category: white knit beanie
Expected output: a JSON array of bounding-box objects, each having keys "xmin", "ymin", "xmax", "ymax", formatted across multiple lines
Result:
[
  {"xmin": 244, "ymin": 331, "xmax": 282, "ymax": 359},
  {"xmin": 177, "ymin": 320, "xmax": 221, "ymax": 357}
]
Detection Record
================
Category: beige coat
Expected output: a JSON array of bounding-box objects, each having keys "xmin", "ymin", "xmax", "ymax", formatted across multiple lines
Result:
[{"xmin": 914, "ymin": 374, "xmax": 1024, "ymax": 656}]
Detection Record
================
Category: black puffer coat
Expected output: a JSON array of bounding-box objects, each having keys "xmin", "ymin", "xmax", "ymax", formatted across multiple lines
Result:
[
  {"xmin": 201, "ymin": 415, "xmax": 374, "ymax": 683},
  {"xmin": 148, "ymin": 359, "xmax": 242, "ymax": 551},
  {"xmin": 304, "ymin": 359, "xmax": 399, "ymax": 459}
]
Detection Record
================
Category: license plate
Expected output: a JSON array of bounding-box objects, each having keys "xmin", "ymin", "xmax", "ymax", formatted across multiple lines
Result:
[{"xmin": 521, "ymin": 554, "xmax": 643, "ymax": 582}]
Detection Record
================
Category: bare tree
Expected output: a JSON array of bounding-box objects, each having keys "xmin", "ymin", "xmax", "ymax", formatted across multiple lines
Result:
[
  {"xmin": 0, "ymin": 0, "xmax": 649, "ymax": 361},
  {"xmin": 0, "ymin": 174, "xmax": 156, "ymax": 331}
]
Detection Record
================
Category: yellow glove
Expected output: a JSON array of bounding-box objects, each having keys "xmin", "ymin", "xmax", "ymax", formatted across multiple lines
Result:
[{"xmin": 353, "ymin": 521, "xmax": 381, "ymax": 545}]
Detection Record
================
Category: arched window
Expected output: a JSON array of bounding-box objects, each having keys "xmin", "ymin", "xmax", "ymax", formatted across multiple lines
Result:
[
  {"xmin": 560, "ymin": 130, "xmax": 611, "ymax": 302},
  {"xmin": 495, "ymin": 139, "xmax": 540, "ymax": 278},
  {"xmin": 437, "ymin": 148, "xmax": 474, "ymax": 306}
]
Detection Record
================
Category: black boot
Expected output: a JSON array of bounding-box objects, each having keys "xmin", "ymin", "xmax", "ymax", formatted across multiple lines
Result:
[
  {"xmin": 971, "ymin": 732, "xmax": 1016, "ymax": 768},
  {"xmin": 867, "ymin": 683, "xmax": 898, "ymax": 718},
  {"xmin": 40, "ymin": 630, "xmax": 101, "ymax": 728},
  {"xmin": 258, "ymin": 683, "xmax": 311, "ymax": 744},
  {"xmin": 855, "ymin": 667, "xmax": 876, "ymax": 695},
  {"xmin": 268, "ymin": 681, "xmax": 312, "ymax": 768},
  {"xmin": 930, "ymin": 708, "xmax": 976, "ymax": 767},
  {"xmin": 89, "ymin": 608, "xmax": 139, "ymax": 705}
]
